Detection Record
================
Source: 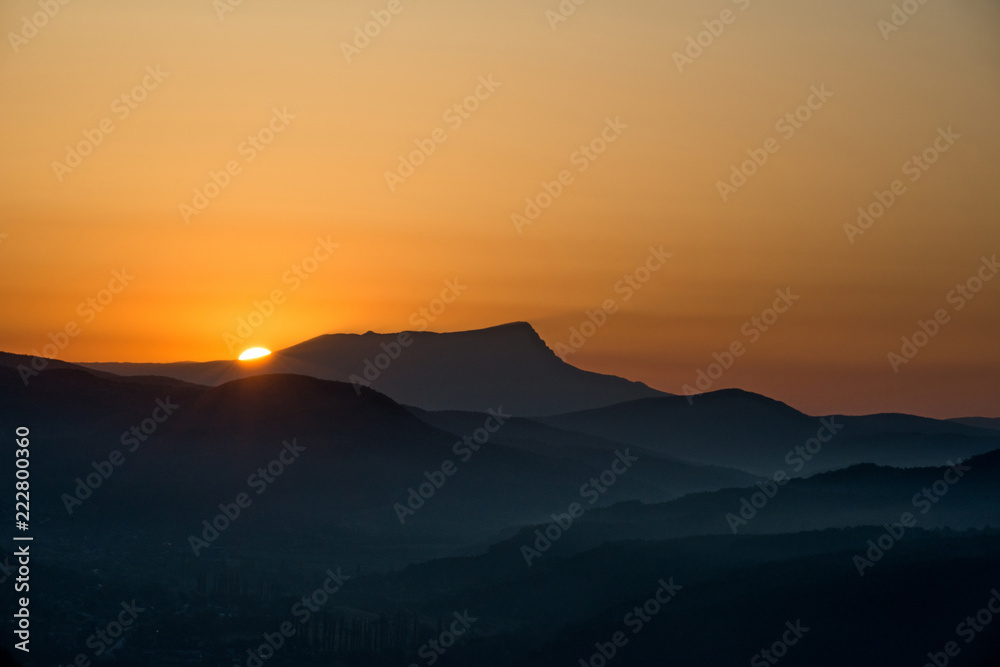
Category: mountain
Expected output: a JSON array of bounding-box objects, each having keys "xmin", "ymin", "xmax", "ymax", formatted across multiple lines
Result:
[
  {"xmin": 488, "ymin": 448, "xmax": 1000, "ymax": 559},
  {"xmin": 0, "ymin": 365, "xmax": 736, "ymax": 570},
  {"xmin": 4, "ymin": 361, "xmax": 999, "ymax": 666},
  {"xmin": 75, "ymin": 322, "xmax": 667, "ymax": 416},
  {"xmin": 951, "ymin": 416, "xmax": 1000, "ymax": 431},
  {"xmin": 539, "ymin": 389, "xmax": 1000, "ymax": 475},
  {"xmin": 405, "ymin": 406, "xmax": 757, "ymax": 495}
]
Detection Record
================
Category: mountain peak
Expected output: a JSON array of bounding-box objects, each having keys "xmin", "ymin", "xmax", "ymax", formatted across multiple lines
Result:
[
  {"xmin": 300, "ymin": 321, "xmax": 545, "ymax": 350},
  {"xmin": 352, "ymin": 320, "xmax": 540, "ymax": 340},
  {"xmin": 76, "ymin": 322, "xmax": 667, "ymax": 416}
]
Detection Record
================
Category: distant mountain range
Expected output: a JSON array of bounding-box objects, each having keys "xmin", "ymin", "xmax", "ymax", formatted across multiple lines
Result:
[
  {"xmin": 539, "ymin": 390, "xmax": 1000, "ymax": 475},
  {"xmin": 490, "ymin": 448, "xmax": 1000, "ymax": 560},
  {"xmin": 4, "ymin": 329, "xmax": 1000, "ymax": 666},
  {"xmin": 3, "ymin": 354, "xmax": 998, "ymax": 568},
  {"xmin": 0, "ymin": 367, "xmax": 743, "ymax": 568},
  {"xmin": 950, "ymin": 416, "xmax": 1000, "ymax": 431},
  {"xmin": 74, "ymin": 322, "xmax": 667, "ymax": 416}
]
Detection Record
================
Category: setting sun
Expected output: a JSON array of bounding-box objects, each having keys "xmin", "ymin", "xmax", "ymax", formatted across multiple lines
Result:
[{"xmin": 238, "ymin": 347, "xmax": 271, "ymax": 361}]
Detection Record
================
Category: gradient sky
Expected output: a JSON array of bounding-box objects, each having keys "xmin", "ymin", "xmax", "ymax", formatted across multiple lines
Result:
[{"xmin": 1, "ymin": 0, "xmax": 999, "ymax": 418}]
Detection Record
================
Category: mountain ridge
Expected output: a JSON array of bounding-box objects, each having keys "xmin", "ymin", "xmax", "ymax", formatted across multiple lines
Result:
[{"xmin": 73, "ymin": 322, "xmax": 669, "ymax": 416}]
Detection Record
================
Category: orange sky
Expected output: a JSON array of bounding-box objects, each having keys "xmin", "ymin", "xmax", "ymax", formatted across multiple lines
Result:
[{"xmin": 1, "ymin": 0, "xmax": 999, "ymax": 418}]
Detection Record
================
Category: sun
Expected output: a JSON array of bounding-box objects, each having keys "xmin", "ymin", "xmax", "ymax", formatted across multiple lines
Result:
[{"xmin": 238, "ymin": 347, "xmax": 272, "ymax": 361}]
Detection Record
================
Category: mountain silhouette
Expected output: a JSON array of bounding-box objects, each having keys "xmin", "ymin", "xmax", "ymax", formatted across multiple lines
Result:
[
  {"xmin": 0, "ymin": 366, "xmax": 737, "ymax": 569},
  {"xmin": 76, "ymin": 322, "xmax": 667, "ymax": 415},
  {"xmin": 2, "ymin": 356, "xmax": 999, "ymax": 666},
  {"xmin": 950, "ymin": 416, "xmax": 1000, "ymax": 430},
  {"xmin": 539, "ymin": 389, "xmax": 1000, "ymax": 475}
]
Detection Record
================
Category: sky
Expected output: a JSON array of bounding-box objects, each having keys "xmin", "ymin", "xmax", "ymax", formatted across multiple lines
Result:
[{"xmin": 1, "ymin": 0, "xmax": 999, "ymax": 418}]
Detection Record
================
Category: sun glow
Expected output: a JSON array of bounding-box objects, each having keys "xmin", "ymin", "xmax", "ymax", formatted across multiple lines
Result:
[{"xmin": 238, "ymin": 347, "xmax": 271, "ymax": 361}]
